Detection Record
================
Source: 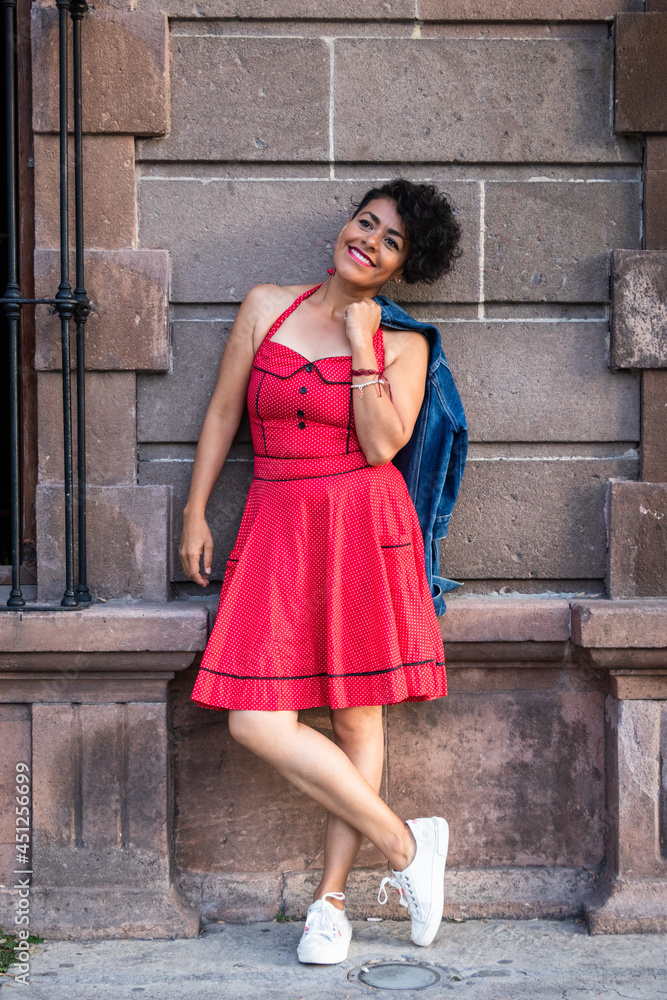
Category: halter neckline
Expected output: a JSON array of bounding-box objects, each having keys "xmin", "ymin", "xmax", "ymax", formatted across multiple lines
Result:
[{"xmin": 262, "ymin": 283, "xmax": 384, "ymax": 368}]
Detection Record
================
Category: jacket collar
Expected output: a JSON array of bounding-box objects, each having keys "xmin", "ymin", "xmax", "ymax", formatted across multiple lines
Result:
[{"xmin": 373, "ymin": 295, "xmax": 449, "ymax": 375}]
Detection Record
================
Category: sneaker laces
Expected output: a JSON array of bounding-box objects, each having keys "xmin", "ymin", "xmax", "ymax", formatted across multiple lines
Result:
[
  {"xmin": 377, "ymin": 874, "xmax": 420, "ymax": 918},
  {"xmin": 303, "ymin": 891, "xmax": 346, "ymax": 941}
]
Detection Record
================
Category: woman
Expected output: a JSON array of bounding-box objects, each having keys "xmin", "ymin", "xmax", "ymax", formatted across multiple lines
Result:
[{"xmin": 180, "ymin": 178, "xmax": 462, "ymax": 964}]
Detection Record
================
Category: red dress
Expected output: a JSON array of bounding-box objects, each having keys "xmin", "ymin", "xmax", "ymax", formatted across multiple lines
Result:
[{"xmin": 190, "ymin": 285, "xmax": 447, "ymax": 712}]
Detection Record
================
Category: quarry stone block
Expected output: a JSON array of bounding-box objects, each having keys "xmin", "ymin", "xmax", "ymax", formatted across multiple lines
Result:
[
  {"xmin": 641, "ymin": 370, "xmax": 667, "ymax": 482},
  {"xmin": 35, "ymin": 135, "xmax": 135, "ymax": 250},
  {"xmin": 137, "ymin": 179, "xmax": 478, "ymax": 304},
  {"xmin": 611, "ymin": 250, "xmax": 667, "ymax": 369},
  {"xmin": 607, "ymin": 480, "xmax": 667, "ymax": 599},
  {"xmin": 137, "ymin": 322, "xmax": 232, "ymax": 442},
  {"xmin": 441, "ymin": 458, "xmax": 638, "ymax": 582},
  {"xmin": 387, "ymin": 692, "xmax": 605, "ymax": 868},
  {"xmin": 442, "ymin": 321, "xmax": 639, "ymax": 442},
  {"xmin": 484, "ymin": 181, "xmax": 641, "ymax": 302},
  {"xmin": 36, "ymin": 485, "xmax": 171, "ymax": 602},
  {"xmin": 335, "ymin": 39, "xmax": 636, "ymax": 164},
  {"xmin": 139, "ymin": 458, "xmax": 253, "ymax": 582},
  {"xmin": 615, "ymin": 13, "xmax": 667, "ymax": 133},
  {"xmin": 34, "ymin": 250, "xmax": 170, "ymax": 371},
  {"xmin": 137, "ymin": 37, "xmax": 328, "ymax": 161},
  {"xmin": 38, "ymin": 371, "xmax": 136, "ymax": 486},
  {"xmin": 32, "ymin": 8, "xmax": 168, "ymax": 136}
]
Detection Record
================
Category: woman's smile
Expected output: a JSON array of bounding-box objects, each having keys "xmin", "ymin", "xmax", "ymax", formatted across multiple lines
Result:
[
  {"xmin": 347, "ymin": 245, "xmax": 376, "ymax": 267},
  {"xmin": 332, "ymin": 197, "xmax": 410, "ymax": 288}
]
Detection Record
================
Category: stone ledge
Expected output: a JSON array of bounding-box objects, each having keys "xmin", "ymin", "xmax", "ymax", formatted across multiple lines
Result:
[
  {"xmin": 0, "ymin": 602, "xmax": 208, "ymax": 654},
  {"xmin": 2, "ymin": 885, "xmax": 200, "ymax": 940},
  {"xmin": 581, "ymin": 648, "xmax": 667, "ymax": 669},
  {"xmin": 440, "ymin": 598, "xmax": 571, "ymax": 642},
  {"xmin": 3, "ymin": 598, "xmax": 666, "ymax": 658},
  {"xmin": 0, "ymin": 651, "xmax": 196, "ymax": 671},
  {"xmin": 0, "ymin": 671, "xmax": 185, "ymax": 703},
  {"xmin": 284, "ymin": 866, "xmax": 595, "ymax": 922},
  {"xmin": 571, "ymin": 599, "xmax": 667, "ymax": 648},
  {"xmin": 586, "ymin": 879, "xmax": 667, "ymax": 934},
  {"xmin": 608, "ymin": 671, "xmax": 667, "ymax": 700},
  {"xmin": 183, "ymin": 865, "xmax": 597, "ymax": 924}
]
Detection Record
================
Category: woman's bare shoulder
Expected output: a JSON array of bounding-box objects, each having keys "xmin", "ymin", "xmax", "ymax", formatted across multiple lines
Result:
[
  {"xmin": 382, "ymin": 326, "xmax": 429, "ymax": 369},
  {"xmin": 240, "ymin": 283, "xmax": 318, "ymax": 343},
  {"xmin": 243, "ymin": 282, "xmax": 316, "ymax": 314}
]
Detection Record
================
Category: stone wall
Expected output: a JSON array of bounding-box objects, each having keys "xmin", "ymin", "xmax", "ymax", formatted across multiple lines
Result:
[
  {"xmin": 129, "ymin": 0, "xmax": 655, "ymax": 928},
  {"xmin": 133, "ymin": 7, "xmax": 643, "ymax": 597},
  {"xmin": 2, "ymin": 0, "xmax": 664, "ymax": 939}
]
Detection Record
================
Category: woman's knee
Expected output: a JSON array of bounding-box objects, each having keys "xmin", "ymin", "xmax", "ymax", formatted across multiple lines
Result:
[
  {"xmin": 330, "ymin": 705, "xmax": 383, "ymax": 748},
  {"xmin": 227, "ymin": 709, "xmax": 296, "ymax": 750}
]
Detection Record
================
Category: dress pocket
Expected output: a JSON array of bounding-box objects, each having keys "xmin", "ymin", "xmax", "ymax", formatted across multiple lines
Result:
[
  {"xmin": 378, "ymin": 535, "xmax": 419, "ymax": 647},
  {"xmin": 379, "ymin": 535, "xmax": 413, "ymax": 551},
  {"xmin": 219, "ymin": 552, "xmax": 241, "ymax": 601}
]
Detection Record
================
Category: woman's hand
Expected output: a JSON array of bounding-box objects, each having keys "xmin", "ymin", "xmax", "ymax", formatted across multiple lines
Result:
[
  {"xmin": 344, "ymin": 298, "xmax": 382, "ymax": 349},
  {"xmin": 179, "ymin": 512, "xmax": 214, "ymax": 587}
]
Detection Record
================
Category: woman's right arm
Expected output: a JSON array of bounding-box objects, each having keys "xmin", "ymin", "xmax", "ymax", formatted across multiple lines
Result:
[{"xmin": 179, "ymin": 285, "xmax": 271, "ymax": 586}]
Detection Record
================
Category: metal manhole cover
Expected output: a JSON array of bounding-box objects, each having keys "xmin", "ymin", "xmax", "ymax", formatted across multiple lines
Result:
[{"xmin": 348, "ymin": 961, "xmax": 441, "ymax": 990}]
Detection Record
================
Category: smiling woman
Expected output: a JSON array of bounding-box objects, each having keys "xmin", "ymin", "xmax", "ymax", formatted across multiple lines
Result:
[
  {"xmin": 347, "ymin": 179, "xmax": 462, "ymax": 284},
  {"xmin": 179, "ymin": 177, "xmax": 463, "ymax": 966}
]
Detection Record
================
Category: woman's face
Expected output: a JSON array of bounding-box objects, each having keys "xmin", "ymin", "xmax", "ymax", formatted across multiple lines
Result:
[{"xmin": 332, "ymin": 197, "xmax": 409, "ymax": 290}]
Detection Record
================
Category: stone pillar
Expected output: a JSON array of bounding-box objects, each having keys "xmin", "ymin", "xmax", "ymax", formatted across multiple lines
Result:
[
  {"xmin": 30, "ymin": 7, "xmax": 174, "ymax": 602},
  {"xmin": 610, "ymin": 11, "xmax": 667, "ymax": 600},
  {"xmin": 0, "ymin": 604, "xmax": 208, "ymax": 939},
  {"xmin": 572, "ymin": 601, "xmax": 667, "ymax": 933}
]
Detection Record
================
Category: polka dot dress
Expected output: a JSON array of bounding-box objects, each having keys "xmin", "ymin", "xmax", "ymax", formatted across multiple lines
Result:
[{"xmin": 190, "ymin": 284, "xmax": 447, "ymax": 712}]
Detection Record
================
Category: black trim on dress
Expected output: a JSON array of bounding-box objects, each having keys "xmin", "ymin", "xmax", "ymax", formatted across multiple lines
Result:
[
  {"xmin": 198, "ymin": 659, "xmax": 446, "ymax": 682},
  {"xmin": 254, "ymin": 371, "xmax": 268, "ymax": 455},
  {"xmin": 345, "ymin": 388, "xmax": 353, "ymax": 453},
  {"xmin": 253, "ymin": 464, "xmax": 371, "ymax": 483},
  {"xmin": 252, "ymin": 364, "xmax": 352, "ymax": 387}
]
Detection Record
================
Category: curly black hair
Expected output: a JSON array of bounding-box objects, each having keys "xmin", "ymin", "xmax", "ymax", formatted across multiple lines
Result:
[{"xmin": 351, "ymin": 178, "xmax": 462, "ymax": 285}]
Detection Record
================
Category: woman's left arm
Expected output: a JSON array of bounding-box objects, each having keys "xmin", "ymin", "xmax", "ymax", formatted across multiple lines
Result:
[{"xmin": 345, "ymin": 298, "xmax": 429, "ymax": 466}]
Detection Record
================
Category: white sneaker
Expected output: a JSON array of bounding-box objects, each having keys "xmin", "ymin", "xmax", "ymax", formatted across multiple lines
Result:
[
  {"xmin": 377, "ymin": 816, "xmax": 449, "ymax": 947},
  {"xmin": 296, "ymin": 891, "xmax": 353, "ymax": 964}
]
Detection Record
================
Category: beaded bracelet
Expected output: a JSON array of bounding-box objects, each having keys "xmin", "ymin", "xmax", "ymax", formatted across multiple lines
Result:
[
  {"xmin": 350, "ymin": 376, "xmax": 393, "ymax": 402},
  {"xmin": 352, "ymin": 378, "xmax": 382, "ymax": 397}
]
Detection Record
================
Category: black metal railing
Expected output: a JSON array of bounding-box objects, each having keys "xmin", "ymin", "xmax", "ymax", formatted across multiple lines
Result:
[{"xmin": 1, "ymin": 0, "xmax": 91, "ymax": 609}]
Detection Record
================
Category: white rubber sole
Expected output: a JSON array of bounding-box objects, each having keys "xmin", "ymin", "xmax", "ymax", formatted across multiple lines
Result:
[
  {"xmin": 297, "ymin": 935, "xmax": 351, "ymax": 965},
  {"xmin": 411, "ymin": 816, "xmax": 449, "ymax": 947}
]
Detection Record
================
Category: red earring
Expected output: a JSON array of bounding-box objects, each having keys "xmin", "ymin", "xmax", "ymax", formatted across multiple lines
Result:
[{"xmin": 327, "ymin": 268, "xmax": 335, "ymax": 276}]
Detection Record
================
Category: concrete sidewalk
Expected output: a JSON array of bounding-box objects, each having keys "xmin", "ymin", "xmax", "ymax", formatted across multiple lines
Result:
[{"xmin": 4, "ymin": 918, "xmax": 666, "ymax": 1000}]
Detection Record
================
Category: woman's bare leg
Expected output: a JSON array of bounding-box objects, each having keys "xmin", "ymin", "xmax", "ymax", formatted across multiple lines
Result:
[
  {"xmin": 227, "ymin": 708, "xmax": 415, "ymax": 874},
  {"xmin": 311, "ymin": 705, "xmax": 385, "ymax": 909}
]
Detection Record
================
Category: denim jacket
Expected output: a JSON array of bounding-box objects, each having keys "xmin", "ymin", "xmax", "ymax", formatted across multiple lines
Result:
[{"xmin": 375, "ymin": 296, "xmax": 468, "ymax": 616}]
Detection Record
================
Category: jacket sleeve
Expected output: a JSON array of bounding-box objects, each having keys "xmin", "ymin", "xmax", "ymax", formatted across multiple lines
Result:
[
  {"xmin": 433, "ymin": 419, "xmax": 468, "ymax": 542},
  {"xmin": 430, "ymin": 373, "xmax": 468, "ymax": 613}
]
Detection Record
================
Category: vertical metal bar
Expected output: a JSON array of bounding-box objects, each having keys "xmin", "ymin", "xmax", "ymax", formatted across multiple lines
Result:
[
  {"xmin": 71, "ymin": 0, "xmax": 90, "ymax": 602},
  {"xmin": 55, "ymin": 0, "xmax": 77, "ymax": 607},
  {"xmin": 2, "ymin": 0, "xmax": 24, "ymax": 607},
  {"xmin": 16, "ymin": 0, "xmax": 38, "ymax": 583}
]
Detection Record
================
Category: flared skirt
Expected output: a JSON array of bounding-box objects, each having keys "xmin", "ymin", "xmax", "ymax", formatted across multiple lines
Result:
[{"xmin": 190, "ymin": 453, "xmax": 447, "ymax": 712}]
